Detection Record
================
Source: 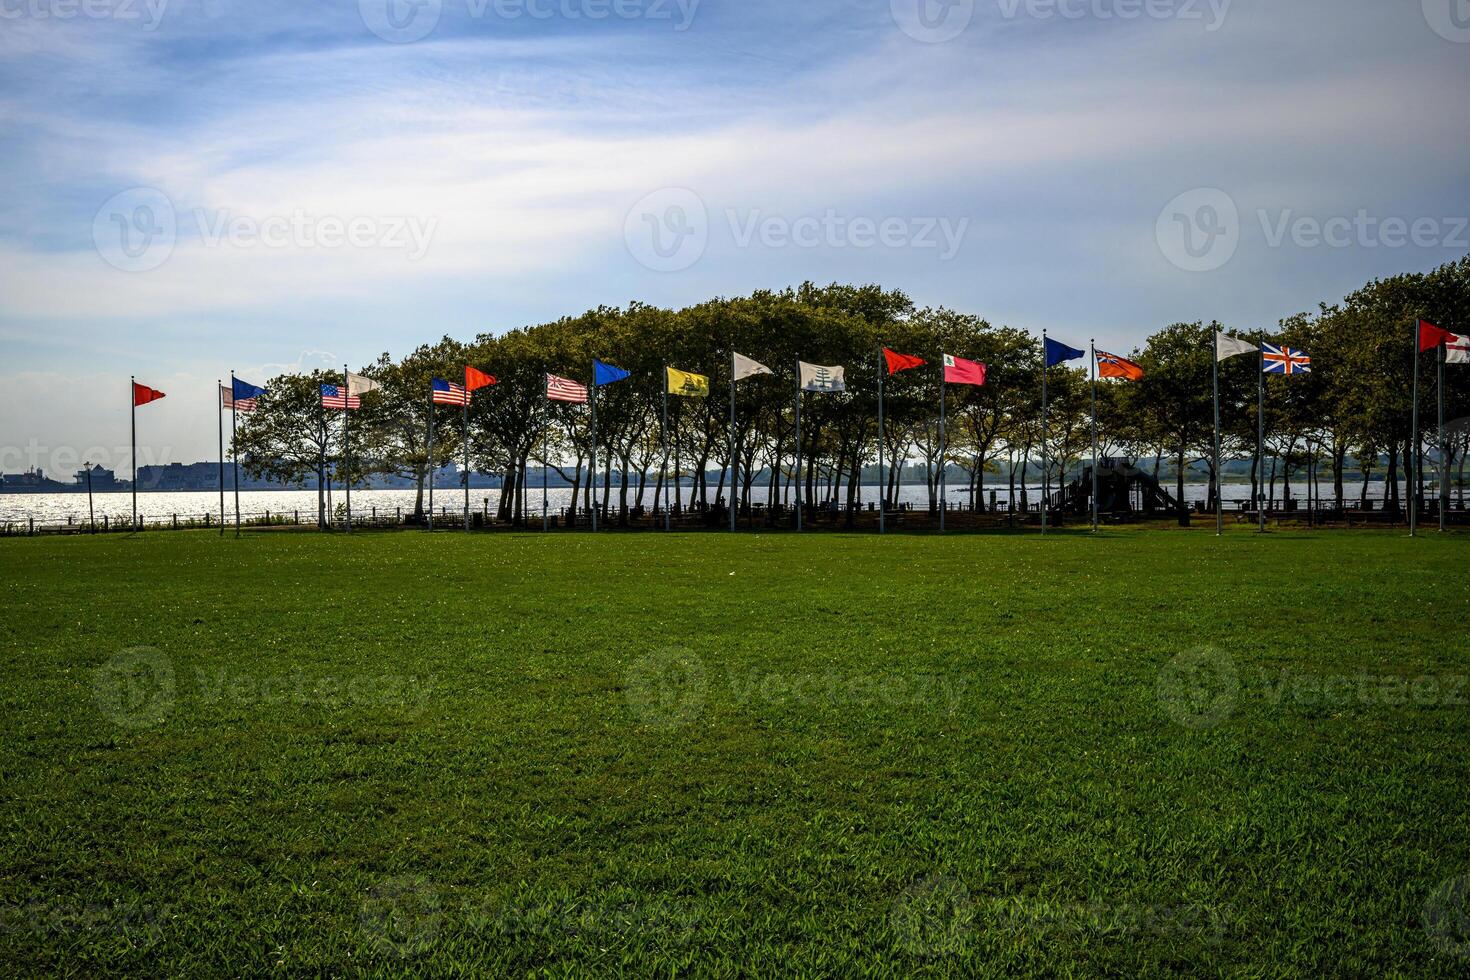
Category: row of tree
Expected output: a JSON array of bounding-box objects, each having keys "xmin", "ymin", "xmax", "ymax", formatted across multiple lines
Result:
[{"xmin": 235, "ymin": 257, "xmax": 1470, "ymax": 527}]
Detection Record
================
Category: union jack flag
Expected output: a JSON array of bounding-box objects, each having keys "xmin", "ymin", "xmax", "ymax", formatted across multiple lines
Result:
[
  {"xmin": 432, "ymin": 378, "xmax": 470, "ymax": 406},
  {"xmin": 1262, "ymin": 343, "xmax": 1311, "ymax": 375},
  {"xmin": 321, "ymin": 384, "xmax": 361, "ymax": 409}
]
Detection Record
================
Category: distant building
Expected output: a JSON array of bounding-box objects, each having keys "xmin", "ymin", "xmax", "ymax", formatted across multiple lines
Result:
[{"xmin": 74, "ymin": 465, "xmax": 122, "ymax": 490}]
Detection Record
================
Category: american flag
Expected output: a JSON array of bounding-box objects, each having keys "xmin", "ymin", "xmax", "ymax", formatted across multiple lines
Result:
[
  {"xmin": 432, "ymin": 378, "xmax": 471, "ymax": 406},
  {"xmin": 220, "ymin": 385, "xmax": 257, "ymax": 413},
  {"xmin": 547, "ymin": 373, "xmax": 588, "ymax": 404},
  {"xmin": 1262, "ymin": 343, "xmax": 1311, "ymax": 375},
  {"xmin": 321, "ymin": 384, "xmax": 361, "ymax": 409}
]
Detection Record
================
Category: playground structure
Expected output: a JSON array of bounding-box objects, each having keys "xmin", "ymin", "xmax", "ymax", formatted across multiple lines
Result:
[{"xmin": 1054, "ymin": 458, "xmax": 1180, "ymax": 517}]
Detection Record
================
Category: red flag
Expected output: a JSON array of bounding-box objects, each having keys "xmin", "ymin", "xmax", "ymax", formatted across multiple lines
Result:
[
  {"xmin": 883, "ymin": 348, "xmax": 926, "ymax": 374},
  {"xmin": 942, "ymin": 353, "xmax": 986, "ymax": 386},
  {"xmin": 1096, "ymin": 350, "xmax": 1145, "ymax": 381},
  {"xmin": 1419, "ymin": 319, "xmax": 1456, "ymax": 353},
  {"xmin": 133, "ymin": 382, "xmax": 166, "ymax": 406},
  {"xmin": 466, "ymin": 365, "xmax": 497, "ymax": 391}
]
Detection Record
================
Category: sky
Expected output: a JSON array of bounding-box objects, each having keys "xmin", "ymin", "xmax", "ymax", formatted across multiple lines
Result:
[{"xmin": 2, "ymin": 0, "xmax": 1468, "ymax": 476}]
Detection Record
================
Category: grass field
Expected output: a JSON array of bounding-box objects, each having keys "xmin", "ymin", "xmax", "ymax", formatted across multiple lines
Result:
[{"xmin": 2, "ymin": 527, "xmax": 1469, "ymax": 976}]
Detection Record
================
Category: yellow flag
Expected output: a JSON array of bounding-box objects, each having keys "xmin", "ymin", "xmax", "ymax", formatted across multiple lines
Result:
[{"xmin": 666, "ymin": 367, "xmax": 709, "ymax": 398}]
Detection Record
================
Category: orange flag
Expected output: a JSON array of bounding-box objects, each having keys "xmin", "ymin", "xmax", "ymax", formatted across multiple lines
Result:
[
  {"xmin": 1096, "ymin": 351, "xmax": 1144, "ymax": 381},
  {"xmin": 465, "ymin": 365, "xmax": 497, "ymax": 391}
]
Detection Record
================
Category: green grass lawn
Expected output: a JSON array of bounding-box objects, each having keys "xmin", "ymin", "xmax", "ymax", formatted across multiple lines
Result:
[{"xmin": 2, "ymin": 527, "xmax": 1469, "ymax": 976}]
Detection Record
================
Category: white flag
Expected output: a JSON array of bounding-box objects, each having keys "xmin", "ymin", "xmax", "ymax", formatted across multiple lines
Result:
[
  {"xmin": 346, "ymin": 372, "xmax": 382, "ymax": 396},
  {"xmin": 1216, "ymin": 332, "xmax": 1257, "ymax": 362},
  {"xmin": 733, "ymin": 352, "xmax": 773, "ymax": 381},
  {"xmin": 799, "ymin": 361, "xmax": 845, "ymax": 392},
  {"xmin": 1448, "ymin": 333, "xmax": 1470, "ymax": 365}
]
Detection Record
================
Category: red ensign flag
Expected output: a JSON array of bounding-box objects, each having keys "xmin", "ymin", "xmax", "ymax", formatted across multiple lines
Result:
[{"xmin": 133, "ymin": 382, "xmax": 166, "ymax": 406}]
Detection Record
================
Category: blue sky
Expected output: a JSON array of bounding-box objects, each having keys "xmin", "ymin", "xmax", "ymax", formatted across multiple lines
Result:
[{"xmin": 2, "ymin": 0, "xmax": 1468, "ymax": 473}]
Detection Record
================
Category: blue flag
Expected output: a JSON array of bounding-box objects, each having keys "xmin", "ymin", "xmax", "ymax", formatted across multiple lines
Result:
[
  {"xmin": 232, "ymin": 377, "xmax": 267, "ymax": 400},
  {"xmin": 594, "ymin": 360, "xmax": 631, "ymax": 386},
  {"xmin": 1044, "ymin": 337, "xmax": 1085, "ymax": 367}
]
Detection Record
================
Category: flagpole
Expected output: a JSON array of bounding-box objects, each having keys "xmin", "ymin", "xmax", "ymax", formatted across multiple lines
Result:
[
  {"xmin": 877, "ymin": 348, "xmax": 885, "ymax": 535},
  {"xmin": 343, "ymin": 365, "xmax": 352, "ymax": 534},
  {"xmin": 1041, "ymin": 332, "xmax": 1048, "ymax": 535},
  {"xmin": 542, "ymin": 375, "xmax": 549, "ymax": 532},
  {"xmin": 1213, "ymin": 332, "xmax": 1222, "ymax": 536},
  {"xmin": 795, "ymin": 362, "xmax": 803, "ymax": 532},
  {"xmin": 939, "ymin": 365, "xmax": 947, "ymax": 533},
  {"xmin": 130, "ymin": 376, "xmax": 137, "ymax": 530},
  {"xmin": 1257, "ymin": 345, "xmax": 1266, "ymax": 533},
  {"xmin": 427, "ymin": 389, "xmax": 435, "ymax": 532},
  {"xmin": 1439, "ymin": 339, "xmax": 1447, "ymax": 532},
  {"xmin": 662, "ymin": 368, "xmax": 670, "ymax": 532},
  {"xmin": 729, "ymin": 352, "xmax": 737, "ymax": 533},
  {"xmin": 464, "ymin": 371, "xmax": 471, "ymax": 532},
  {"xmin": 231, "ymin": 371, "xmax": 241, "ymax": 537},
  {"xmin": 590, "ymin": 362, "xmax": 598, "ymax": 533},
  {"xmin": 1411, "ymin": 323, "xmax": 1420, "ymax": 537},
  {"xmin": 1090, "ymin": 340, "xmax": 1098, "ymax": 532},
  {"xmin": 218, "ymin": 379, "xmax": 225, "ymax": 537}
]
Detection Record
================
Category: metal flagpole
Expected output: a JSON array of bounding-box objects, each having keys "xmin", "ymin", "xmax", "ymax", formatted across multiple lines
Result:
[
  {"xmin": 1213, "ymin": 332, "xmax": 1222, "ymax": 536},
  {"xmin": 1258, "ymin": 346, "xmax": 1266, "ymax": 533},
  {"xmin": 542, "ymin": 376, "xmax": 549, "ymax": 532},
  {"xmin": 730, "ymin": 352, "xmax": 737, "ymax": 533},
  {"xmin": 427, "ymin": 389, "xmax": 435, "ymax": 532},
  {"xmin": 464, "ymin": 373, "xmax": 471, "ymax": 532},
  {"xmin": 1439, "ymin": 339, "xmax": 1448, "ymax": 532},
  {"xmin": 590, "ymin": 362, "xmax": 598, "ymax": 532},
  {"xmin": 343, "ymin": 365, "xmax": 352, "ymax": 533},
  {"xmin": 130, "ymin": 376, "xmax": 137, "ymax": 530},
  {"xmin": 1090, "ymin": 340, "xmax": 1099, "ymax": 532},
  {"xmin": 1040, "ymin": 333, "xmax": 1048, "ymax": 535},
  {"xmin": 231, "ymin": 371, "xmax": 241, "ymax": 537},
  {"xmin": 1411, "ymin": 324, "xmax": 1420, "ymax": 537},
  {"xmin": 795, "ymin": 363, "xmax": 803, "ymax": 531},
  {"xmin": 877, "ymin": 349, "xmax": 885, "ymax": 535},
  {"xmin": 662, "ymin": 370, "xmax": 670, "ymax": 532},
  {"xmin": 939, "ymin": 366, "xmax": 947, "ymax": 533},
  {"xmin": 218, "ymin": 379, "xmax": 225, "ymax": 536}
]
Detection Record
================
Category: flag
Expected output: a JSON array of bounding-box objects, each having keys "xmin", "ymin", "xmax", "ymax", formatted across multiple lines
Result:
[
  {"xmin": 733, "ymin": 352, "xmax": 773, "ymax": 381},
  {"xmin": 466, "ymin": 365, "xmax": 497, "ymax": 391},
  {"xmin": 346, "ymin": 372, "xmax": 381, "ymax": 396},
  {"xmin": 432, "ymin": 378, "xmax": 470, "ymax": 406},
  {"xmin": 884, "ymin": 349, "xmax": 926, "ymax": 374},
  {"xmin": 1449, "ymin": 333, "xmax": 1470, "ymax": 365},
  {"xmin": 942, "ymin": 353, "xmax": 987, "ymax": 386},
  {"xmin": 1216, "ymin": 331, "xmax": 1257, "ymax": 361},
  {"xmin": 1096, "ymin": 350, "xmax": 1144, "ymax": 380},
  {"xmin": 667, "ymin": 367, "xmax": 709, "ymax": 398},
  {"xmin": 221, "ymin": 384, "xmax": 262, "ymax": 412},
  {"xmin": 321, "ymin": 384, "xmax": 361, "ymax": 409},
  {"xmin": 547, "ymin": 374, "xmax": 588, "ymax": 403},
  {"xmin": 1262, "ymin": 343, "xmax": 1310, "ymax": 375},
  {"xmin": 799, "ymin": 362, "xmax": 845, "ymax": 392},
  {"xmin": 1420, "ymin": 320, "xmax": 1458, "ymax": 353},
  {"xmin": 594, "ymin": 360, "xmax": 630, "ymax": 386},
  {"xmin": 133, "ymin": 382, "xmax": 165, "ymax": 406},
  {"xmin": 1045, "ymin": 337, "xmax": 1085, "ymax": 367}
]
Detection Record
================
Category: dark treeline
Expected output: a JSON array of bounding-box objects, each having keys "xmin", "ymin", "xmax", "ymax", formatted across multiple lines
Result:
[{"xmin": 235, "ymin": 260, "xmax": 1470, "ymax": 527}]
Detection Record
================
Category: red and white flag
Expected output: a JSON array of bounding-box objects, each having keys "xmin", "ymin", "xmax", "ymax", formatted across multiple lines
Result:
[
  {"xmin": 942, "ymin": 353, "xmax": 986, "ymax": 386},
  {"xmin": 220, "ymin": 385, "xmax": 257, "ymax": 412},
  {"xmin": 547, "ymin": 373, "xmax": 588, "ymax": 404}
]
